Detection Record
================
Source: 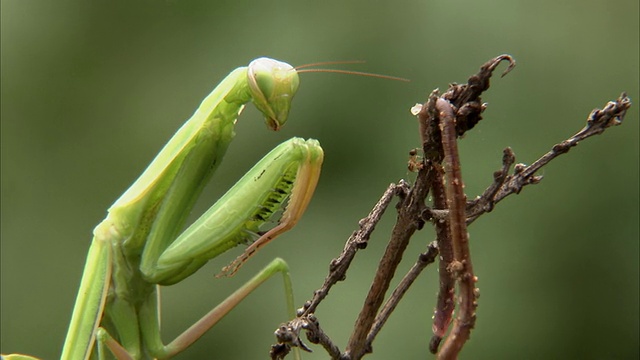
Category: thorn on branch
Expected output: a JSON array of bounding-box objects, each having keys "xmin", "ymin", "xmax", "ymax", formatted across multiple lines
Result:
[{"xmin": 442, "ymin": 54, "xmax": 516, "ymax": 136}]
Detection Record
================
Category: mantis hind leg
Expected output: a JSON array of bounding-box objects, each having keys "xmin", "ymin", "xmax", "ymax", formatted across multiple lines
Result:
[
  {"xmin": 94, "ymin": 256, "xmax": 298, "ymax": 359},
  {"xmin": 139, "ymin": 258, "xmax": 299, "ymax": 359},
  {"xmin": 95, "ymin": 329, "xmax": 132, "ymax": 360}
]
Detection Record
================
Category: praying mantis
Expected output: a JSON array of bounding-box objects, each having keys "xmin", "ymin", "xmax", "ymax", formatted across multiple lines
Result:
[{"xmin": 3, "ymin": 57, "xmax": 324, "ymax": 360}]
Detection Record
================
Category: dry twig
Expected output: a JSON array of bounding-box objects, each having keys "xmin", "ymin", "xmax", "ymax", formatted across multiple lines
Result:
[{"xmin": 271, "ymin": 55, "xmax": 630, "ymax": 360}]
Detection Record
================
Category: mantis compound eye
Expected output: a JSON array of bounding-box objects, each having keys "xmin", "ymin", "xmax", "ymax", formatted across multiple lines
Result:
[{"xmin": 248, "ymin": 57, "xmax": 300, "ymax": 131}]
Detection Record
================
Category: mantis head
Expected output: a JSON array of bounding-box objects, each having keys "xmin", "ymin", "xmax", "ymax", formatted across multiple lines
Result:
[
  {"xmin": 247, "ymin": 57, "xmax": 300, "ymax": 131},
  {"xmin": 247, "ymin": 57, "xmax": 408, "ymax": 131}
]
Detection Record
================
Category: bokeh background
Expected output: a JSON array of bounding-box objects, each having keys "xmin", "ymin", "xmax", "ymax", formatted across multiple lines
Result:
[{"xmin": 2, "ymin": 1, "xmax": 638, "ymax": 359}]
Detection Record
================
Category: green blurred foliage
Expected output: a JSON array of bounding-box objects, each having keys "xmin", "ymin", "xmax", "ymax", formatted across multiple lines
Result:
[{"xmin": 1, "ymin": 1, "xmax": 638, "ymax": 359}]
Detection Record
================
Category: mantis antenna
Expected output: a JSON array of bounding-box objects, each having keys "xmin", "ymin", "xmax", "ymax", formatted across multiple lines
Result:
[{"xmin": 295, "ymin": 60, "xmax": 410, "ymax": 82}]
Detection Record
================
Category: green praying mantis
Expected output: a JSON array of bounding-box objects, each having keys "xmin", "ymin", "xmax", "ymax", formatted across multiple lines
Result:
[{"xmin": 3, "ymin": 57, "xmax": 325, "ymax": 360}]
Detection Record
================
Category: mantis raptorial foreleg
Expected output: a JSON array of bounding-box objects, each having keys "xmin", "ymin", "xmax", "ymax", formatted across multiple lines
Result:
[{"xmin": 2, "ymin": 57, "xmax": 322, "ymax": 360}]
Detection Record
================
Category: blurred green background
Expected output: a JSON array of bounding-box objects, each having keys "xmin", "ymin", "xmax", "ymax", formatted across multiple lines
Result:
[{"xmin": 2, "ymin": 1, "xmax": 638, "ymax": 359}]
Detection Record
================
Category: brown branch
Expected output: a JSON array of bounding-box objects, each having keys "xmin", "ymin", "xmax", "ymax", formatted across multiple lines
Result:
[
  {"xmin": 416, "ymin": 94, "xmax": 456, "ymax": 354},
  {"xmin": 442, "ymin": 54, "xmax": 516, "ymax": 136},
  {"xmin": 366, "ymin": 242, "xmax": 439, "ymax": 346},
  {"xmin": 428, "ymin": 167, "xmax": 455, "ymax": 353},
  {"xmin": 271, "ymin": 183, "xmax": 405, "ymax": 359},
  {"xmin": 304, "ymin": 183, "xmax": 403, "ymax": 315},
  {"xmin": 272, "ymin": 314, "xmax": 343, "ymax": 360},
  {"xmin": 434, "ymin": 98, "xmax": 478, "ymax": 360},
  {"xmin": 345, "ymin": 153, "xmax": 435, "ymax": 359},
  {"xmin": 419, "ymin": 55, "xmax": 515, "ymax": 356},
  {"xmin": 466, "ymin": 93, "xmax": 631, "ymax": 225},
  {"xmin": 270, "ymin": 55, "xmax": 631, "ymax": 360}
]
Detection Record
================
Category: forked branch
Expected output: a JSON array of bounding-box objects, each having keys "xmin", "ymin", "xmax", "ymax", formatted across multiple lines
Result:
[{"xmin": 271, "ymin": 55, "xmax": 631, "ymax": 360}]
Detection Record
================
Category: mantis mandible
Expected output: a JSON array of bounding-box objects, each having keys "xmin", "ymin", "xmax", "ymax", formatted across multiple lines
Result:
[{"xmin": 3, "ymin": 57, "xmax": 323, "ymax": 360}]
